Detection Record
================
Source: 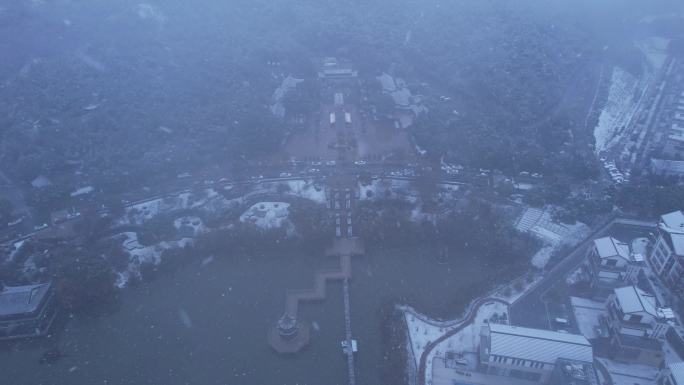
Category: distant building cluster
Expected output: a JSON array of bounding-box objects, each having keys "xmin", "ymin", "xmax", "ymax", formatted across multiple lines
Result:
[
  {"xmin": 651, "ymin": 91, "xmax": 684, "ymax": 176},
  {"xmin": 317, "ymin": 57, "xmax": 357, "ymax": 79},
  {"xmin": 431, "ymin": 210, "xmax": 684, "ymax": 385}
]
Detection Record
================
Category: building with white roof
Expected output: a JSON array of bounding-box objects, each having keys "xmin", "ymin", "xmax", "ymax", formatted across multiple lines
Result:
[
  {"xmin": 317, "ymin": 57, "xmax": 357, "ymax": 79},
  {"xmin": 586, "ymin": 236, "xmax": 644, "ymax": 289},
  {"xmin": 0, "ymin": 282, "xmax": 59, "ymax": 340},
  {"xmin": 602, "ymin": 285, "xmax": 673, "ymax": 366},
  {"xmin": 479, "ymin": 323, "xmax": 593, "ymax": 383},
  {"xmin": 657, "ymin": 361, "xmax": 684, "ymax": 385},
  {"xmin": 649, "ymin": 211, "xmax": 684, "ymax": 295}
]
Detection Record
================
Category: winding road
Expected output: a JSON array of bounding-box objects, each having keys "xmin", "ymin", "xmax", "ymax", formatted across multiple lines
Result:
[{"xmin": 416, "ymin": 297, "xmax": 509, "ymax": 385}]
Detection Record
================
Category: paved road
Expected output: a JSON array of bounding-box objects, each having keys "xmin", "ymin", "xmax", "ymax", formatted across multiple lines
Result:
[
  {"xmin": 416, "ymin": 217, "xmax": 656, "ymax": 385},
  {"xmin": 509, "ymin": 217, "xmax": 656, "ymax": 329}
]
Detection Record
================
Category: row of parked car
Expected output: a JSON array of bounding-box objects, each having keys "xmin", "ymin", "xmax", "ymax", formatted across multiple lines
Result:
[{"xmin": 601, "ymin": 159, "xmax": 630, "ymax": 184}]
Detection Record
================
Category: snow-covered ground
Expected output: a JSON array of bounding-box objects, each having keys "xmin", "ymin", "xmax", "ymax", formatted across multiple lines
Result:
[
  {"xmin": 594, "ymin": 66, "xmax": 648, "ymax": 154},
  {"xmin": 570, "ymin": 296, "xmax": 605, "ymax": 339},
  {"xmin": 491, "ymin": 273, "xmax": 544, "ymax": 304},
  {"xmin": 376, "ymin": 72, "xmax": 427, "ymax": 124},
  {"xmin": 404, "ymin": 312, "xmax": 456, "ymax": 367},
  {"xmin": 115, "ymin": 232, "xmax": 194, "ymax": 288},
  {"xmin": 8, "ymin": 239, "xmax": 26, "ymax": 262},
  {"xmin": 239, "ymin": 202, "xmax": 291, "ymax": 230},
  {"xmin": 530, "ymin": 244, "xmax": 555, "ymax": 269},
  {"xmin": 173, "ymin": 216, "xmax": 206, "ymax": 237},
  {"xmin": 283, "ymin": 180, "xmax": 326, "ymax": 204},
  {"xmin": 117, "ymin": 180, "xmax": 326, "ymax": 226},
  {"xmin": 404, "ymin": 301, "xmax": 509, "ymax": 385},
  {"xmin": 70, "ymin": 185, "xmax": 94, "ymax": 197},
  {"xmin": 431, "ymin": 302, "xmax": 509, "ymax": 356},
  {"xmin": 631, "ymin": 237, "xmax": 649, "ymax": 260},
  {"xmin": 117, "ymin": 189, "xmax": 223, "ymax": 226},
  {"xmin": 358, "ymin": 179, "xmax": 419, "ymax": 202},
  {"xmin": 270, "ymin": 75, "xmax": 304, "ymax": 118}
]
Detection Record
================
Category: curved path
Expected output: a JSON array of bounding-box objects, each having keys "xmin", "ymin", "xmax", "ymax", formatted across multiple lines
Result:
[{"xmin": 416, "ymin": 297, "xmax": 509, "ymax": 385}]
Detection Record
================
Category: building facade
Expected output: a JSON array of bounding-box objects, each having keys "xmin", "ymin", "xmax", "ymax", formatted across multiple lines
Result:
[
  {"xmin": 0, "ymin": 282, "xmax": 59, "ymax": 340},
  {"xmin": 479, "ymin": 323, "xmax": 593, "ymax": 383},
  {"xmin": 602, "ymin": 286, "xmax": 673, "ymax": 366},
  {"xmin": 586, "ymin": 236, "xmax": 644, "ymax": 289},
  {"xmin": 649, "ymin": 211, "xmax": 684, "ymax": 295}
]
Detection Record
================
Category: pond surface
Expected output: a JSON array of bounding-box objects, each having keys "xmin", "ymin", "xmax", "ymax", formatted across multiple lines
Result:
[{"xmin": 1, "ymin": 246, "xmax": 489, "ymax": 385}]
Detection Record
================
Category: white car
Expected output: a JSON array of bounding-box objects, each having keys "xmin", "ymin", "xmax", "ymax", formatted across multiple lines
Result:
[
  {"xmin": 354, "ymin": 160, "xmax": 367, "ymax": 166},
  {"xmin": 279, "ymin": 172, "xmax": 292, "ymax": 178}
]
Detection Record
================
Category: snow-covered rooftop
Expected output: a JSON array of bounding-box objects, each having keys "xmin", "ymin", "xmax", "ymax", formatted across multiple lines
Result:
[
  {"xmin": 614, "ymin": 286, "xmax": 657, "ymax": 317},
  {"xmin": 669, "ymin": 362, "xmax": 684, "ymax": 384},
  {"xmin": 486, "ymin": 323, "xmax": 592, "ymax": 364},
  {"xmin": 594, "ymin": 237, "xmax": 631, "ymax": 260},
  {"xmin": 0, "ymin": 283, "xmax": 52, "ymax": 317},
  {"xmin": 662, "ymin": 211, "xmax": 684, "ymax": 232}
]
